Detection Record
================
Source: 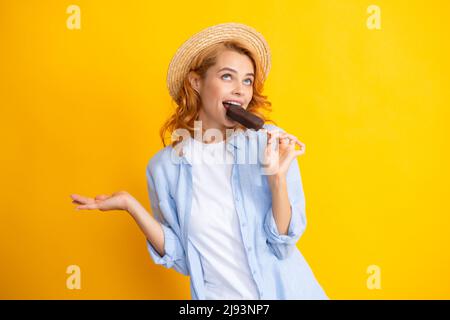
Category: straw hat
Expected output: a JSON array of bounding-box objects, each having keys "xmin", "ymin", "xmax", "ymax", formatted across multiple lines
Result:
[{"xmin": 166, "ymin": 22, "xmax": 272, "ymax": 102}]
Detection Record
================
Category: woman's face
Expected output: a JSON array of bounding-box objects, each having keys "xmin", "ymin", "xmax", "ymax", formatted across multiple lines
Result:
[{"xmin": 189, "ymin": 50, "xmax": 255, "ymax": 136}]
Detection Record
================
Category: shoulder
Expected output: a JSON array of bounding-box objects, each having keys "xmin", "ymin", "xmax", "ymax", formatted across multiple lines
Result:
[
  {"xmin": 145, "ymin": 145, "xmax": 183, "ymax": 200},
  {"xmin": 262, "ymin": 122, "xmax": 285, "ymax": 132},
  {"xmin": 146, "ymin": 145, "xmax": 180, "ymax": 179}
]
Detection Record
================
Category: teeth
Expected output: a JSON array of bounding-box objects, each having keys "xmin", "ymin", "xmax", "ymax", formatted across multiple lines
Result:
[{"xmin": 223, "ymin": 101, "xmax": 242, "ymax": 106}]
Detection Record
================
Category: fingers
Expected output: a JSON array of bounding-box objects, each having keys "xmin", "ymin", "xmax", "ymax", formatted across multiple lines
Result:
[
  {"xmin": 280, "ymin": 136, "xmax": 290, "ymax": 145},
  {"xmin": 281, "ymin": 133, "xmax": 305, "ymax": 153},
  {"xmin": 265, "ymin": 131, "xmax": 306, "ymax": 171},
  {"xmin": 266, "ymin": 131, "xmax": 277, "ymax": 150},
  {"xmin": 267, "ymin": 130, "xmax": 280, "ymax": 139},
  {"xmin": 267, "ymin": 130, "xmax": 284, "ymax": 148},
  {"xmin": 266, "ymin": 136, "xmax": 274, "ymax": 154},
  {"xmin": 95, "ymin": 194, "xmax": 111, "ymax": 201},
  {"xmin": 293, "ymin": 141, "xmax": 305, "ymax": 156},
  {"xmin": 267, "ymin": 130, "xmax": 306, "ymax": 155},
  {"xmin": 75, "ymin": 203, "xmax": 99, "ymax": 211},
  {"xmin": 268, "ymin": 130, "xmax": 301, "ymax": 145},
  {"xmin": 279, "ymin": 132, "xmax": 303, "ymax": 147},
  {"xmin": 267, "ymin": 134, "xmax": 276, "ymax": 145},
  {"xmin": 71, "ymin": 194, "xmax": 109, "ymax": 211},
  {"xmin": 70, "ymin": 194, "xmax": 95, "ymax": 204}
]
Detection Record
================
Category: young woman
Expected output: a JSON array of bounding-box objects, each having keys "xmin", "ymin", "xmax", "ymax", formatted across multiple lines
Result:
[{"xmin": 70, "ymin": 22, "xmax": 328, "ymax": 300}]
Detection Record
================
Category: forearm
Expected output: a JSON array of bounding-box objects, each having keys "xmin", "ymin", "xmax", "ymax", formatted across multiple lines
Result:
[
  {"xmin": 126, "ymin": 197, "xmax": 165, "ymax": 257},
  {"xmin": 268, "ymin": 175, "xmax": 291, "ymax": 235}
]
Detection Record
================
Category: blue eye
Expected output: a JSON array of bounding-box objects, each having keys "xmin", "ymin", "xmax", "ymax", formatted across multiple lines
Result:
[{"xmin": 221, "ymin": 73, "xmax": 253, "ymax": 85}]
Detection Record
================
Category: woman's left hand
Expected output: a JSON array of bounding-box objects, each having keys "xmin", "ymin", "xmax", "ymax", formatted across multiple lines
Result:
[{"xmin": 262, "ymin": 130, "xmax": 306, "ymax": 179}]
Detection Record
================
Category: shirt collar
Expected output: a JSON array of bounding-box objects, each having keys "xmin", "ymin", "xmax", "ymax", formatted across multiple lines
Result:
[{"xmin": 177, "ymin": 130, "xmax": 248, "ymax": 166}]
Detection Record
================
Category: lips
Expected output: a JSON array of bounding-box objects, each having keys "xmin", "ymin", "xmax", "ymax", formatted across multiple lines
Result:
[
  {"xmin": 223, "ymin": 102, "xmax": 243, "ymax": 109},
  {"xmin": 223, "ymin": 102, "xmax": 236, "ymax": 123}
]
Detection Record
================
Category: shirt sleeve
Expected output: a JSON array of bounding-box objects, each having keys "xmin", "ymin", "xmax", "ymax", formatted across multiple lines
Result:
[
  {"xmin": 145, "ymin": 161, "xmax": 190, "ymax": 276},
  {"xmin": 263, "ymin": 156, "xmax": 307, "ymax": 260}
]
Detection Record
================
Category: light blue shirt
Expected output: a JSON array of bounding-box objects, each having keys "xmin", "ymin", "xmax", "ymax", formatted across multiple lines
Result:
[{"xmin": 145, "ymin": 123, "xmax": 329, "ymax": 299}]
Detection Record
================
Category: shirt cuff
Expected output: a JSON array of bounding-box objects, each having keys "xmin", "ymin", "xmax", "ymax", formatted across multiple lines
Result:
[
  {"xmin": 263, "ymin": 201, "xmax": 306, "ymax": 260},
  {"xmin": 146, "ymin": 223, "xmax": 186, "ymax": 270},
  {"xmin": 264, "ymin": 204, "xmax": 301, "ymax": 245}
]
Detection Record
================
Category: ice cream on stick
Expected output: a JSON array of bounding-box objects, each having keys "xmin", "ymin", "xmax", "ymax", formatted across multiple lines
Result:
[{"xmin": 224, "ymin": 103, "xmax": 264, "ymax": 130}]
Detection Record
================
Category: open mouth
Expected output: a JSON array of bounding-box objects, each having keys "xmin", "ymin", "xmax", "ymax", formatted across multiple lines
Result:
[{"xmin": 223, "ymin": 101, "xmax": 243, "ymax": 109}]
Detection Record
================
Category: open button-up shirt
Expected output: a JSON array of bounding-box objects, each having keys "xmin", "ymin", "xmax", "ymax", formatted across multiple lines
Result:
[{"xmin": 145, "ymin": 123, "xmax": 328, "ymax": 299}]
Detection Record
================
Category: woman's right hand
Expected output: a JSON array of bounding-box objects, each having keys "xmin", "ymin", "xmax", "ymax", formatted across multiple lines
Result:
[
  {"xmin": 70, "ymin": 191, "xmax": 133, "ymax": 212},
  {"xmin": 71, "ymin": 190, "xmax": 165, "ymax": 257}
]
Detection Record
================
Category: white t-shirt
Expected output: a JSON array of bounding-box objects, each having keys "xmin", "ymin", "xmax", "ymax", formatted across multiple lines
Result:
[{"xmin": 183, "ymin": 136, "xmax": 260, "ymax": 300}]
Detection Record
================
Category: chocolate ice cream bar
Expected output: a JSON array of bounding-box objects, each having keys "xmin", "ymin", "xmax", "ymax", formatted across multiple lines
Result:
[{"xmin": 224, "ymin": 104, "xmax": 264, "ymax": 130}]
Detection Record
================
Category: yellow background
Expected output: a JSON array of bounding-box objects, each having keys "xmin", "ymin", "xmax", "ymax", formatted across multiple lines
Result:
[{"xmin": 1, "ymin": 0, "xmax": 449, "ymax": 299}]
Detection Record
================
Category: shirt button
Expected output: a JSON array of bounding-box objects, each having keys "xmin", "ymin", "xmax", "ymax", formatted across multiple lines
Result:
[
  {"xmin": 242, "ymin": 222, "xmax": 247, "ymax": 227},
  {"xmin": 248, "ymin": 246, "xmax": 252, "ymax": 251},
  {"xmin": 236, "ymin": 196, "xmax": 240, "ymax": 202}
]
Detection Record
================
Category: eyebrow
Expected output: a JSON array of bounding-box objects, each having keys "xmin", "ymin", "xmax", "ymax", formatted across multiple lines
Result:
[{"xmin": 218, "ymin": 67, "xmax": 255, "ymax": 77}]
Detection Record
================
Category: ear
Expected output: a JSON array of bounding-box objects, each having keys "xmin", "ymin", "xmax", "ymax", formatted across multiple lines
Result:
[{"xmin": 188, "ymin": 71, "xmax": 201, "ymax": 93}]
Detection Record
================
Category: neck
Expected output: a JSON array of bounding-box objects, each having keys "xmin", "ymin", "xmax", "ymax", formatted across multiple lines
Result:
[
  {"xmin": 194, "ymin": 128, "xmax": 227, "ymax": 144},
  {"xmin": 195, "ymin": 113, "xmax": 229, "ymax": 144}
]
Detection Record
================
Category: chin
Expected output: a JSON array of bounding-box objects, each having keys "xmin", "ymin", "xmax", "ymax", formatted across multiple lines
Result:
[{"xmin": 224, "ymin": 117, "xmax": 237, "ymax": 127}]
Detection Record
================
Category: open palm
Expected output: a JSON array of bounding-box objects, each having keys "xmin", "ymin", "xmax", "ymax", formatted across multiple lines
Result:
[{"xmin": 70, "ymin": 191, "xmax": 130, "ymax": 211}]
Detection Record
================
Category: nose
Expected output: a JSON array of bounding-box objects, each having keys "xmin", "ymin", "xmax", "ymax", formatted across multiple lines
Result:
[{"xmin": 232, "ymin": 82, "xmax": 244, "ymax": 96}]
